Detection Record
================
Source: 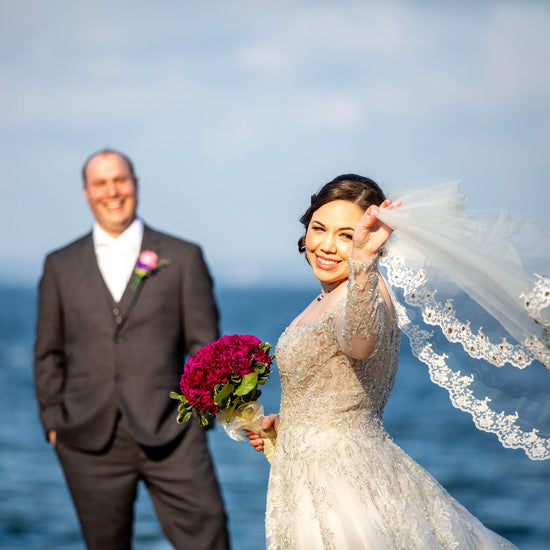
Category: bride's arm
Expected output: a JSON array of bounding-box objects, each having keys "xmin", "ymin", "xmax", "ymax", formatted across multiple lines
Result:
[
  {"xmin": 334, "ymin": 258, "xmax": 395, "ymax": 359},
  {"xmin": 334, "ymin": 200, "xmax": 398, "ymax": 359}
]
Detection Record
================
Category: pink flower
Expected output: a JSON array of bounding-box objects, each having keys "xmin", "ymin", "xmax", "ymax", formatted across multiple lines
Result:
[
  {"xmin": 137, "ymin": 250, "xmax": 158, "ymax": 271},
  {"xmin": 130, "ymin": 250, "xmax": 168, "ymax": 290}
]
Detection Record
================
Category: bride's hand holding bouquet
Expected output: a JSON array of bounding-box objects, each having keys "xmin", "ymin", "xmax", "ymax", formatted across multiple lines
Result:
[
  {"xmin": 246, "ymin": 413, "xmax": 279, "ymax": 453},
  {"xmin": 170, "ymin": 334, "xmax": 277, "ymax": 462}
]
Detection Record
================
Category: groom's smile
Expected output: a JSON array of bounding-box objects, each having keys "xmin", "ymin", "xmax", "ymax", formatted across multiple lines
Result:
[{"xmin": 83, "ymin": 152, "xmax": 138, "ymax": 238}]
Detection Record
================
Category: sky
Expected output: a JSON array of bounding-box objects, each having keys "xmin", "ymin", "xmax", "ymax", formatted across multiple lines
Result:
[{"xmin": 1, "ymin": 0, "xmax": 549, "ymax": 288}]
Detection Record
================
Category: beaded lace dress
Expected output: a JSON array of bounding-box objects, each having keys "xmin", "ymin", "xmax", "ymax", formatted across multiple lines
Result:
[{"xmin": 266, "ymin": 257, "xmax": 517, "ymax": 550}]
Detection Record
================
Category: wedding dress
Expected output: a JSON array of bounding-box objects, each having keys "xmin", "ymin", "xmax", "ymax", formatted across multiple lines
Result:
[{"xmin": 266, "ymin": 258, "xmax": 518, "ymax": 550}]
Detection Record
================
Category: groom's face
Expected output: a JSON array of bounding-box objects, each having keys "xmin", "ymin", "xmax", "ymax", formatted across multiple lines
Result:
[{"xmin": 83, "ymin": 153, "xmax": 138, "ymax": 237}]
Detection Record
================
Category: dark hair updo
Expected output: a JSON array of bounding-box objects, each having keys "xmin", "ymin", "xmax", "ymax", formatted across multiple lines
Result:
[{"xmin": 298, "ymin": 174, "xmax": 386, "ymax": 254}]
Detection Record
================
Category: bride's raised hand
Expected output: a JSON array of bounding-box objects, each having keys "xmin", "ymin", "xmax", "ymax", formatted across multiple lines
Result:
[{"xmin": 351, "ymin": 198, "xmax": 401, "ymax": 260}]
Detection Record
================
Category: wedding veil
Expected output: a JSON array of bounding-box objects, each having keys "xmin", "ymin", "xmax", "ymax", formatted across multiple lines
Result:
[{"xmin": 376, "ymin": 181, "xmax": 550, "ymax": 460}]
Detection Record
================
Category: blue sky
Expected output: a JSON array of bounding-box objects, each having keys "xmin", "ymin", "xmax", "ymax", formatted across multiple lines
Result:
[{"xmin": 1, "ymin": 1, "xmax": 549, "ymax": 287}]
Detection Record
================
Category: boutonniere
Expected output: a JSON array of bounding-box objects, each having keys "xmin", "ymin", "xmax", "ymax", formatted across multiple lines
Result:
[{"xmin": 130, "ymin": 250, "xmax": 169, "ymax": 290}]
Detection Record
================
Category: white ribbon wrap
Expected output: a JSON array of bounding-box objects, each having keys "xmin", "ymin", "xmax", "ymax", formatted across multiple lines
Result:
[{"xmin": 217, "ymin": 401, "xmax": 276, "ymax": 463}]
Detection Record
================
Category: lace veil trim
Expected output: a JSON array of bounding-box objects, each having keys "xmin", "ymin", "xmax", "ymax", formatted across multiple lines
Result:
[{"xmin": 375, "ymin": 181, "xmax": 550, "ymax": 460}]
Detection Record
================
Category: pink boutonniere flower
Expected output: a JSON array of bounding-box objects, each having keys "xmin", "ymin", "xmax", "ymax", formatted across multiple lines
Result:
[{"xmin": 130, "ymin": 250, "xmax": 169, "ymax": 290}]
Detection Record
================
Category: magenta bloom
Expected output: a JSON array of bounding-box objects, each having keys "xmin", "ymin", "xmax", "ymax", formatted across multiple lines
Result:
[
  {"xmin": 131, "ymin": 250, "xmax": 168, "ymax": 290},
  {"xmin": 136, "ymin": 250, "xmax": 159, "ymax": 276},
  {"xmin": 177, "ymin": 334, "xmax": 273, "ymax": 417}
]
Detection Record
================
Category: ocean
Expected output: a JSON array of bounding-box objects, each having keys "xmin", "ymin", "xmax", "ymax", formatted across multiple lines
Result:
[{"xmin": 1, "ymin": 285, "xmax": 549, "ymax": 549}]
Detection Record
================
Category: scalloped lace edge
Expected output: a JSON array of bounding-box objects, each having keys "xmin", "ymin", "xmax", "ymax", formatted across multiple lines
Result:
[
  {"xmin": 393, "ymin": 299, "xmax": 550, "ymax": 460},
  {"xmin": 380, "ymin": 253, "xmax": 550, "ymax": 368},
  {"xmin": 381, "ymin": 253, "xmax": 550, "ymax": 460}
]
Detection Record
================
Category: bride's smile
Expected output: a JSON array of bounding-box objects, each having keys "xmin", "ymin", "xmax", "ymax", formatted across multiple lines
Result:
[{"xmin": 305, "ymin": 199, "xmax": 364, "ymax": 292}]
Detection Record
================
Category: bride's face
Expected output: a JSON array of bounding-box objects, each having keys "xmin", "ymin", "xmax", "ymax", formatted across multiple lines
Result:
[{"xmin": 305, "ymin": 199, "xmax": 364, "ymax": 291}]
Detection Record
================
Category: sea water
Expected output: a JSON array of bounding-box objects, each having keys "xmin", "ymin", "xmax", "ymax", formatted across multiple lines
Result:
[{"xmin": 1, "ymin": 286, "xmax": 549, "ymax": 549}]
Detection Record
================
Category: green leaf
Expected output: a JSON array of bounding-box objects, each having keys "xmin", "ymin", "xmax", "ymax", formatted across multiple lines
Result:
[
  {"xmin": 177, "ymin": 410, "xmax": 192, "ymax": 424},
  {"xmin": 198, "ymin": 414, "xmax": 209, "ymax": 427},
  {"xmin": 235, "ymin": 372, "xmax": 258, "ymax": 396},
  {"xmin": 253, "ymin": 362, "xmax": 265, "ymax": 374},
  {"xmin": 214, "ymin": 383, "xmax": 234, "ymax": 406},
  {"xmin": 259, "ymin": 341, "xmax": 272, "ymax": 353},
  {"xmin": 170, "ymin": 391, "xmax": 191, "ymax": 408}
]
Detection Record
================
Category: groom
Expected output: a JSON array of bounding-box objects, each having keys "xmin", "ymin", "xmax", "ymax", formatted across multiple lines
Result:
[{"xmin": 33, "ymin": 149, "xmax": 230, "ymax": 549}]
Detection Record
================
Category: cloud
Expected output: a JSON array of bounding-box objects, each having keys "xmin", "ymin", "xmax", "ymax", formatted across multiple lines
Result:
[
  {"xmin": 3, "ymin": 2, "xmax": 549, "ymax": 131},
  {"xmin": 1, "ymin": 1, "xmax": 549, "ymax": 285},
  {"xmin": 236, "ymin": 44, "xmax": 291, "ymax": 73},
  {"xmin": 298, "ymin": 94, "xmax": 365, "ymax": 130}
]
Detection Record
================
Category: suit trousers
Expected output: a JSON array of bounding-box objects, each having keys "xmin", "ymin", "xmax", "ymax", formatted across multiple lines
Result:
[{"xmin": 55, "ymin": 414, "xmax": 230, "ymax": 550}]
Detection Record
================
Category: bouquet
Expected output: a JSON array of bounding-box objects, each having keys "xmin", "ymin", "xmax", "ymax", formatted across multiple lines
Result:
[{"xmin": 170, "ymin": 334, "xmax": 277, "ymax": 462}]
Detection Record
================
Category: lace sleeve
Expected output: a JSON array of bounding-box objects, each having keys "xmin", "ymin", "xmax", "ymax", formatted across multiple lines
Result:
[{"xmin": 334, "ymin": 256, "xmax": 392, "ymax": 359}]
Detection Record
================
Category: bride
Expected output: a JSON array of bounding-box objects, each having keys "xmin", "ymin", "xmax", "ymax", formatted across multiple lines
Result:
[{"xmin": 245, "ymin": 174, "xmax": 535, "ymax": 549}]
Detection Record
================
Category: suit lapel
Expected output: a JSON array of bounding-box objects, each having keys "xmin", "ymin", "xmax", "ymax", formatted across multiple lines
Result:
[{"xmin": 115, "ymin": 226, "xmax": 163, "ymax": 331}]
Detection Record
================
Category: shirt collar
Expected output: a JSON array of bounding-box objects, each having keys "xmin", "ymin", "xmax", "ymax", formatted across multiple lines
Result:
[{"xmin": 93, "ymin": 218, "xmax": 144, "ymax": 253}]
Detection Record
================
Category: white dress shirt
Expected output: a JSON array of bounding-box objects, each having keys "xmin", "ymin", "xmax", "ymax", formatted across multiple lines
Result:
[{"xmin": 93, "ymin": 218, "xmax": 144, "ymax": 302}]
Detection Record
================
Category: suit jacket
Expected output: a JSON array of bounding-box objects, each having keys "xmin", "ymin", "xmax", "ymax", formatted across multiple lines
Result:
[{"xmin": 34, "ymin": 225, "xmax": 219, "ymax": 452}]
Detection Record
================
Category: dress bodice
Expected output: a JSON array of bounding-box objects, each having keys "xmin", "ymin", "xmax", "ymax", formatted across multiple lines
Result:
[{"xmin": 275, "ymin": 292, "xmax": 400, "ymax": 434}]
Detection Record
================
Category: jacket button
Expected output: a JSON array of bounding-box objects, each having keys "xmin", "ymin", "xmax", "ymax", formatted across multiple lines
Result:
[
  {"xmin": 115, "ymin": 315, "xmax": 122, "ymax": 324},
  {"xmin": 115, "ymin": 336, "xmax": 124, "ymax": 344},
  {"xmin": 113, "ymin": 308, "xmax": 120, "ymax": 316}
]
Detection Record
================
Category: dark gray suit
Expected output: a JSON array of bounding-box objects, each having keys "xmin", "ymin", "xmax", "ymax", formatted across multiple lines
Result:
[{"xmin": 34, "ymin": 225, "xmax": 230, "ymax": 549}]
